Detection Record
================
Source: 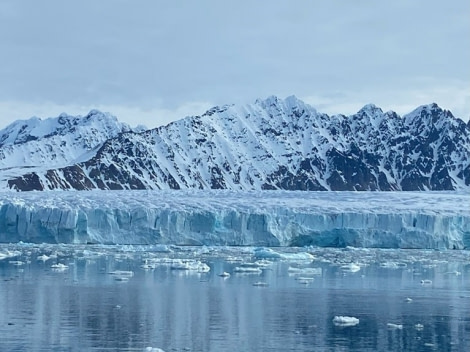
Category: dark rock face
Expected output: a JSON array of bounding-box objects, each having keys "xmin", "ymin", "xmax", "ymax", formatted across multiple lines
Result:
[
  {"xmin": 6, "ymin": 97, "xmax": 470, "ymax": 191},
  {"xmin": 8, "ymin": 173, "xmax": 43, "ymax": 191}
]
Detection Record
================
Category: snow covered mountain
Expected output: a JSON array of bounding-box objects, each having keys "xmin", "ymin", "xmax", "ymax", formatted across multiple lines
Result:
[
  {"xmin": 4, "ymin": 96, "xmax": 470, "ymax": 191},
  {"xmin": 0, "ymin": 110, "xmax": 142, "ymax": 188}
]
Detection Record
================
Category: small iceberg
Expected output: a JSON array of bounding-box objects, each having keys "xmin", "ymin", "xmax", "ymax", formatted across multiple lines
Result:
[
  {"xmin": 51, "ymin": 263, "xmax": 69, "ymax": 271},
  {"xmin": 114, "ymin": 276, "xmax": 130, "ymax": 282},
  {"xmin": 253, "ymin": 248, "xmax": 314, "ymax": 262},
  {"xmin": 140, "ymin": 263, "xmax": 156, "ymax": 270},
  {"xmin": 252, "ymin": 281, "xmax": 269, "ymax": 287},
  {"xmin": 444, "ymin": 271, "xmax": 461, "ymax": 276},
  {"xmin": 0, "ymin": 250, "xmax": 21, "ymax": 261},
  {"xmin": 253, "ymin": 259, "xmax": 273, "ymax": 268},
  {"xmin": 380, "ymin": 261, "xmax": 407, "ymax": 269},
  {"xmin": 8, "ymin": 260, "xmax": 24, "ymax": 266},
  {"xmin": 340, "ymin": 263, "xmax": 361, "ymax": 273},
  {"xmin": 296, "ymin": 277, "xmax": 314, "ymax": 285},
  {"xmin": 109, "ymin": 270, "xmax": 134, "ymax": 282},
  {"xmin": 170, "ymin": 260, "xmax": 210, "ymax": 273},
  {"xmin": 287, "ymin": 267, "xmax": 322, "ymax": 276},
  {"xmin": 233, "ymin": 266, "xmax": 262, "ymax": 274},
  {"xmin": 281, "ymin": 252, "xmax": 315, "ymax": 262},
  {"xmin": 109, "ymin": 270, "xmax": 134, "ymax": 277},
  {"xmin": 387, "ymin": 323, "xmax": 403, "ymax": 330},
  {"xmin": 37, "ymin": 254, "xmax": 50, "ymax": 262},
  {"xmin": 218, "ymin": 272, "xmax": 231, "ymax": 278},
  {"xmin": 253, "ymin": 248, "xmax": 282, "ymax": 259},
  {"xmin": 333, "ymin": 316, "xmax": 360, "ymax": 327}
]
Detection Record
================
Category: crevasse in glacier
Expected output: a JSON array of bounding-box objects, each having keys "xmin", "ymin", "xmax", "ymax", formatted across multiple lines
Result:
[{"xmin": 0, "ymin": 190, "xmax": 468, "ymax": 249}]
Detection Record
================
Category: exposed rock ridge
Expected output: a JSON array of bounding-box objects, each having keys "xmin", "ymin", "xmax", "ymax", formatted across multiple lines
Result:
[{"xmin": 5, "ymin": 97, "xmax": 470, "ymax": 191}]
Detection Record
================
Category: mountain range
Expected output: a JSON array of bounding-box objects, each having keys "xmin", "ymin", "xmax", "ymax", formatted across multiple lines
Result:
[{"xmin": 1, "ymin": 96, "xmax": 469, "ymax": 191}]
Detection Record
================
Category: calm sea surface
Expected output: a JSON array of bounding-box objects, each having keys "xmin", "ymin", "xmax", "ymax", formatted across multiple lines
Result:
[{"xmin": 0, "ymin": 244, "xmax": 469, "ymax": 351}]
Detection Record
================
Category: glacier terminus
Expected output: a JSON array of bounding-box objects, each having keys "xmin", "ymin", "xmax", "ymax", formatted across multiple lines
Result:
[{"xmin": 0, "ymin": 190, "xmax": 468, "ymax": 249}]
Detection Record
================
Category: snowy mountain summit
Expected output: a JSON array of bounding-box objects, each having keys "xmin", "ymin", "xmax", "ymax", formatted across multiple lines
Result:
[
  {"xmin": 3, "ymin": 96, "xmax": 470, "ymax": 191},
  {"xmin": 0, "ymin": 110, "xmax": 139, "ymax": 187}
]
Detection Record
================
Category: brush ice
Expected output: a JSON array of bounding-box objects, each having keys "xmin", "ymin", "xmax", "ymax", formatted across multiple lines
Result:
[{"xmin": 0, "ymin": 190, "xmax": 469, "ymax": 249}]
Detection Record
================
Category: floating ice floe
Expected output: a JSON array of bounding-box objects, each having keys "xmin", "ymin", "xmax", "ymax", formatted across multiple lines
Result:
[
  {"xmin": 51, "ymin": 263, "xmax": 69, "ymax": 271},
  {"xmin": 253, "ymin": 259, "xmax": 273, "ymax": 268},
  {"xmin": 253, "ymin": 248, "xmax": 314, "ymax": 262},
  {"xmin": 140, "ymin": 263, "xmax": 156, "ymax": 270},
  {"xmin": 0, "ymin": 250, "xmax": 21, "ymax": 260},
  {"xmin": 333, "ymin": 316, "xmax": 360, "ymax": 327},
  {"xmin": 114, "ymin": 277, "xmax": 129, "ymax": 282},
  {"xmin": 288, "ymin": 266, "xmax": 322, "ymax": 276},
  {"xmin": 379, "ymin": 261, "xmax": 407, "ymax": 269},
  {"xmin": 252, "ymin": 281, "xmax": 269, "ymax": 287},
  {"xmin": 170, "ymin": 260, "xmax": 210, "ymax": 273},
  {"xmin": 282, "ymin": 252, "xmax": 315, "ymax": 262},
  {"xmin": 387, "ymin": 323, "xmax": 403, "ymax": 330},
  {"xmin": 295, "ymin": 276, "xmax": 315, "ymax": 281},
  {"xmin": 37, "ymin": 254, "xmax": 51, "ymax": 262},
  {"xmin": 340, "ymin": 263, "xmax": 361, "ymax": 273},
  {"xmin": 233, "ymin": 266, "xmax": 262, "ymax": 274},
  {"xmin": 444, "ymin": 270, "xmax": 461, "ymax": 276},
  {"xmin": 296, "ymin": 277, "xmax": 315, "ymax": 285},
  {"xmin": 253, "ymin": 248, "xmax": 282, "ymax": 259},
  {"xmin": 8, "ymin": 260, "xmax": 24, "ymax": 266},
  {"xmin": 109, "ymin": 270, "xmax": 134, "ymax": 276},
  {"xmin": 109, "ymin": 270, "xmax": 134, "ymax": 281}
]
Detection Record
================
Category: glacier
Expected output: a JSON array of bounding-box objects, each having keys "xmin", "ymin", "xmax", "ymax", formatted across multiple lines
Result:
[{"xmin": 0, "ymin": 190, "xmax": 468, "ymax": 249}]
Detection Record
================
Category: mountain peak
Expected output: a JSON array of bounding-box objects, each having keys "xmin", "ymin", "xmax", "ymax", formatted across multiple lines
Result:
[
  {"xmin": 255, "ymin": 95, "xmax": 282, "ymax": 108},
  {"xmin": 357, "ymin": 103, "xmax": 383, "ymax": 115},
  {"xmin": 201, "ymin": 104, "xmax": 232, "ymax": 117},
  {"xmin": 284, "ymin": 95, "xmax": 301, "ymax": 104},
  {"xmin": 403, "ymin": 103, "xmax": 445, "ymax": 125},
  {"xmin": 2, "ymin": 97, "xmax": 469, "ymax": 192},
  {"xmin": 86, "ymin": 109, "xmax": 102, "ymax": 116},
  {"xmin": 410, "ymin": 103, "xmax": 442, "ymax": 114},
  {"xmin": 0, "ymin": 110, "xmax": 135, "ymax": 175}
]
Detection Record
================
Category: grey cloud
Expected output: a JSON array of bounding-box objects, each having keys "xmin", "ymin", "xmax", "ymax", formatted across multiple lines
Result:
[{"xmin": 0, "ymin": 0, "xmax": 468, "ymax": 127}]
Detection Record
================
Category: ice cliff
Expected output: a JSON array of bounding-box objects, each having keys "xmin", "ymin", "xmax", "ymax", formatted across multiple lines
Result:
[{"xmin": 0, "ymin": 190, "xmax": 468, "ymax": 249}]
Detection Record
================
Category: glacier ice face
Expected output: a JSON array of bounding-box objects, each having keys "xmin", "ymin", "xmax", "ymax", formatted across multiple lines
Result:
[{"xmin": 0, "ymin": 190, "xmax": 468, "ymax": 249}]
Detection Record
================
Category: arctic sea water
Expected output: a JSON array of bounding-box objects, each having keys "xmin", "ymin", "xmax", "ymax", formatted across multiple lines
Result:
[
  {"xmin": 0, "ymin": 244, "xmax": 469, "ymax": 351},
  {"xmin": 1, "ymin": 191, "xmax": 469, "ymax": 351}
]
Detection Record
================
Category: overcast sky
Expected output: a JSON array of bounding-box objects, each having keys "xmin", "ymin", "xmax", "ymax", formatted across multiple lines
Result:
[{"xmin": 0, "ymin": 0, "xmax": 469, "ymax": 130}]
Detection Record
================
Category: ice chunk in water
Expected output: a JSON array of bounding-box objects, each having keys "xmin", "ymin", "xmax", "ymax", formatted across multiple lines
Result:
[{"xmin": 333, "ymin": 316, "xmax": 360, "ymax": 326}]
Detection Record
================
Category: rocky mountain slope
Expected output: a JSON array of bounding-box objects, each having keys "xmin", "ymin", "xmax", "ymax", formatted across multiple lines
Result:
[
  {"xmin": 4, "ymin": 96, "xmax": 470, "ymax": 191},
  {"xmin": 0, "ymin": 110, "xmax": 140, "ymax": 188}
]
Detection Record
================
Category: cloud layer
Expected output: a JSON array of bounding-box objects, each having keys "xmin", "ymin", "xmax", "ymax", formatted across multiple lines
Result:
[{"xmin": 0, "ymin": 0, "xmax": 469, "ymax": 128}]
